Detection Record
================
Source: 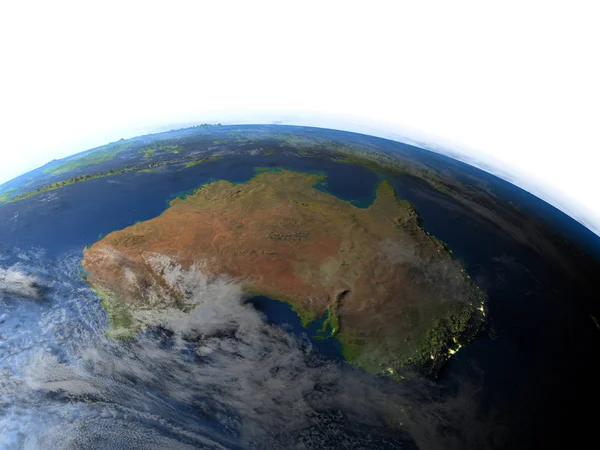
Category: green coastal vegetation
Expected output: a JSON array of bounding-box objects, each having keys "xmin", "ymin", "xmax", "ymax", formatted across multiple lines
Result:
[
  {"xmin": 4, "ymin": 152, "xmax": 225, "ymax": 204},
  {"xmin": 337, "ymin": 299, "xmax": 485, "ymax": 379},
  {"xmin": 183, "ymin": 156, "xmax": 221, "ymax": 169},
  {"xmin": 313, "ymin": 296, "xmax": 341, "ymax": 339},
  {"xmin": 0, "ymin": 188, "xmax": 17, "ymax": 204},
  {"xmin": 92, "ymin": 286, "xmax": 136, "ymax": 340},
  {"xmin": 44, "ymin": 140, "xmax": 131, "ymax": 176},
  {"xmin": 404, "ymin": 301, "xmax": 483, "ymax": 367},
  {"xmin": 8, "ymin": 166, "xmax": 139, "ymax": 203},
  {"xmin": 139, "ymin": 143, "xmax": 182, "ymax": 158}
]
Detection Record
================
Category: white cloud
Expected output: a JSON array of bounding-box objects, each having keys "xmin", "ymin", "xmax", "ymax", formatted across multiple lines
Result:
[
  {"xmin": 4, "ymin": 259, "xmax": 491, "ymax": 449},
  {"xmin": 0, "ymin": 265, "xmax": 42, "ymax": 299},
  {"xmin": 0, "ymin": 1, "xmax": 598, "ymax": 235}
]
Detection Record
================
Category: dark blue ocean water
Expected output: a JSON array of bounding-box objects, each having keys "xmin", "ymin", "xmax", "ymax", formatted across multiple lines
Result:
[
  {"xmin": 247, "ymin": 296, "xmax": 345, "ymax": 361},
  {"xmin": 0, "ymin": 154, "xmax": 378, "ymax": 256}
]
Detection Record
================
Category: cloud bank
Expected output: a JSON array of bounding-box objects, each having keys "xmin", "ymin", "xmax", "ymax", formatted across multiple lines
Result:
[
  {"xmin": 1, "ymin": 256, "xmax": 500, "ymax": 449},
  {"xmin": 0, "ymin": 264, "xmax": 44, "ymax": 300}
]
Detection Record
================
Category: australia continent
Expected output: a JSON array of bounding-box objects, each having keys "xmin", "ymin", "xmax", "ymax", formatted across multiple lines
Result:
[{"xmin": 82, "ymin": 169, "xmax": 485, "ymax": 376}]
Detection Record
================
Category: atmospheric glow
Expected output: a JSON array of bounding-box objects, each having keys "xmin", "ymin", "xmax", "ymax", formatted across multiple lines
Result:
[{"xmin": 0, "ymin": 1, "xmax": 598, "ymax": 235}]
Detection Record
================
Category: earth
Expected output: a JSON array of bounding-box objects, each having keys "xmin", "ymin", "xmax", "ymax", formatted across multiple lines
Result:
[{"xmin": 0, "ymin": 124, "xmax": 599, "ymax": 449}]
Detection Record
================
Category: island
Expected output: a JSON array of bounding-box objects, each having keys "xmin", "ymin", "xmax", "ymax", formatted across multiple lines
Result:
[{"xmin": 82, "ymin": 169, "xmax": 485, "ymax": 377}]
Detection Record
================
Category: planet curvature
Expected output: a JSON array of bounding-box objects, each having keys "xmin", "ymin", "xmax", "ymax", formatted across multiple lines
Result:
[{"xmin": 0, "ymin": 124, "xmax": 598, "ymax": 449}]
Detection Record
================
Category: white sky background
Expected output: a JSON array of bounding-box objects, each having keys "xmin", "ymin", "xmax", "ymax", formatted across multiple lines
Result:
[{"xmin": 0, "ymin": 1, "xmax": 599, "ymax": 235}]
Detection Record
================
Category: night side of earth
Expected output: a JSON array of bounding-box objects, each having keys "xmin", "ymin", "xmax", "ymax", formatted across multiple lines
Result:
[{"xmin": 1, "ymin": 124, "xmax": 600, "ymax": 449}]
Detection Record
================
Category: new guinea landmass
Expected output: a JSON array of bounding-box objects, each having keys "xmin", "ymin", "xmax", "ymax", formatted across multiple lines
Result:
[{"xmin": 81, "ymin": 169, "xmax": 486, "ymax": 377}]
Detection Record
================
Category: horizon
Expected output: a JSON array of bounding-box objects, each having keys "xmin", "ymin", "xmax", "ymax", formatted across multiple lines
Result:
[
  {"xmin": 2, "ymin": 120, "xmax": 600, "ymax": 241},
  {"xmin": 1, "ymin": 2, "xmax": 598, "ymax": 238}
]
